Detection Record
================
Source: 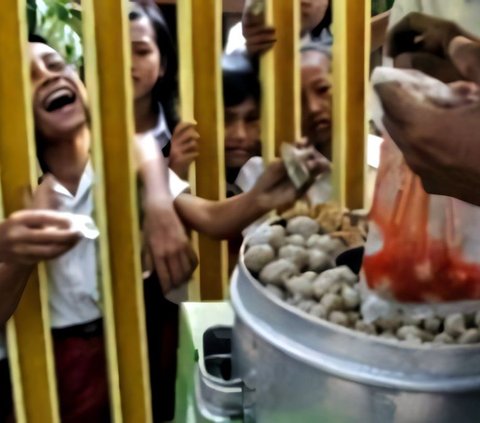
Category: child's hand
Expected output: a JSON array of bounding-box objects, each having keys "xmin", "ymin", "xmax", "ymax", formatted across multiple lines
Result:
[
  {"xmin": 0, "ymin": 210, "xmax": 80, "ymax": 265},
  {"xmin": 143, "ymin": 197, "xmax": 198, "ymax": 293},
  {"xmin": 169, "ymin": 121, "xmax": 200, "ymax": 180},
  {"xmin": 242, "ymin": 10, "xmax": 277, "ymax": 56},
  {"xmin": 251, "ymin": 149, "xmax": 330, "ymax": 211}
]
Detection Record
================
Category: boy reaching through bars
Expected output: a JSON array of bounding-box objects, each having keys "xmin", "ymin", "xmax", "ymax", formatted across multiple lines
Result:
[{"xmin": 0, "ymin": 36, "xmax": 328, "ymax": 422}]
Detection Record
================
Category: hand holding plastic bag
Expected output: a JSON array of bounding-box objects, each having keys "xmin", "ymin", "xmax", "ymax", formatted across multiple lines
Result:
[{"xmin": 362, "ymin": 67, "xmax": 480, "ymax": 320}]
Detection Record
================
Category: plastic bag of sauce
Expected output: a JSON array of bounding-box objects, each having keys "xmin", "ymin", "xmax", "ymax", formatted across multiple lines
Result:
[
  {"xmin": 364, "ymin": 137, "xmax": 480, "ymax": 303},
  {"xmin": 362, "ymin": 68, "xmax": 480, "ymax": 318}
]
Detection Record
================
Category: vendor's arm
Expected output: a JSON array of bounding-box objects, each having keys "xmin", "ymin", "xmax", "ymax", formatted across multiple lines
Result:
[
  {"xmin": 0, "ymin": 210, "xmax": 79, "ymax": 324},
  {"xmin": 375, "ymin": 38, "xmax": 480, "ymax": 205},
  {"xmin": 174, "ymin": 155, "xmax": 329, "ymax": 239},
  {"xmin": 387, "ymin": 12, "xmax": 480, "ymax": 82},
  {"xmin": 134, "ymin": 134, "xmax": 198, "ymax": 292}
]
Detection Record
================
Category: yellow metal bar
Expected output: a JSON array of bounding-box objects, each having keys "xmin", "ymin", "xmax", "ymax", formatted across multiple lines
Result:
[
  {"xmin": 0, "ymin": 1, "xmax": 60, "ymax": 422},
  {"xmin": 192, "ymin": 0, "xmax": 229, "ymax": 300},
  {"xmin": 0, "ymin": 188, "xmax": 26, "ymax": 423},
  {"xmin": 4, "ymin": 320, "xmax": 26, "ymax": 423},
  {"xmin": 273, "ymin": 0, "xmax": 301, "ymax": 150},
  {"xmin": 260, "ymin": 0, "xmax": 276, "ymax": 163},
  {"xmin": 81, "ymin": 1, "xmax": 123, "ymax": 421},
  {"xmin": 332, "ymin": 0, "xmax": 369, "ymax": 209},
  {"xmin": 91, "ymin": 1, "xmax": 152, "ymax": 421},
  {"xmin": 177, "ymin": 0, "xmax": 201, "ymax": 301}
]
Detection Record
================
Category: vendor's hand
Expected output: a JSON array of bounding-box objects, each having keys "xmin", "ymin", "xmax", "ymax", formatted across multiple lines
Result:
[
  {"xmin": 387, "ymin": 13, "xmax": 475, "ymax": 82},
  {"xmin": 169, "ymin": 121, "xmax": 200, "ymax": 180},
  {"xmin": 251, "ymin": 151, "xmax": 330, "ymax": 211},
  {"xmin": 448, "ymin": 36, "xmax": 480, "ymax": 85},
  {"xmin": 242, "ymin": 10, "xmax": 277, "ymax": 56},
  {"xmin": 375, "ymin": 81, "xmax": 480, "ymax": 206},
  {"xmin": 393, "ymin": 52, "xmax": 463, "ymax": 83},
  {"xmin": 143, "ymin": 197, "xmax": 198, "ymax": 294},
  {"xmin": 0, "ymin": 210, "xmax": 80, "ymax": 265}
]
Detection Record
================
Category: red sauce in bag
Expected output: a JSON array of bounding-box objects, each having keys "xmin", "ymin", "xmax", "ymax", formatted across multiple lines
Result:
[{"xmin": 363, "ymin": 138, "xmax": 480, "ymax": 303}]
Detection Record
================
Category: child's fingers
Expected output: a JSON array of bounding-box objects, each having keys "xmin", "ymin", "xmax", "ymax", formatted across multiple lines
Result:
[
  {"xmin": 173, "ymin": 129, "xmax": 200, "ymax": 145},
  {"xmin": 244, "ymin": 26, "xmax": 276, "ymax": 37},
  {"xmin": 173, "ymin": 121, "xmax": 197, "ymax": 137}
]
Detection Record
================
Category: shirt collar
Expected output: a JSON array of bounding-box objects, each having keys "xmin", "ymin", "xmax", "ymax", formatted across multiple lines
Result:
[
  {"xmin": 51, "ymin": 160, "xmax": 94, "ymax": 200},
  {"xmin": 150, "ymin": 104, "xmax": 172, "ymax": 149}
]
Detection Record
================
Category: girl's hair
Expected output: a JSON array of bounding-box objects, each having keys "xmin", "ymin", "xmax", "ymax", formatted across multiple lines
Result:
[
  {"xmin": 129, "ymin": 0, "xmax": 179, "ymax": 132},
  {"xmin": 28, "ymin": 33, "xmax": 48, "ymax": 44},
  {"xmin": 222, "ymin": 53, "xmax": 261, "ymax": 108},
  {"xmin": 311, "ymin": 1, "xmax": 332, "ymax": 39}
]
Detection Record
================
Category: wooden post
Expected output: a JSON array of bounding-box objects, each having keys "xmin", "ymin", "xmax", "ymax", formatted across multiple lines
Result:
[
  {"xmin": 273, "ymin": 0, "xmax": 301, "ymax": 150},
  {"xmin": 332, "ymin": 0, "xmax": 370, "ymax": 209},
  {"xmin": 0, "ymin": 1, "xmax": 59, "ymax": 422},
  {"xmin": 90, "ymin": 0, "xmax": 152, "ymax": 421},
  {"xmin": 177, "ymin": 0, "xmax": 201, "ymax": 301},
  {"xmin": 191, "ymin": 0, "xmax": 229, "ymax": 300}
]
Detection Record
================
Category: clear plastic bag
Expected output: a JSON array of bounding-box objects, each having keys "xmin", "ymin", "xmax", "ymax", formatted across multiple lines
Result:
[{"xmin": 361, "ymin": 68, "xmax": 480, "ymax": 321}]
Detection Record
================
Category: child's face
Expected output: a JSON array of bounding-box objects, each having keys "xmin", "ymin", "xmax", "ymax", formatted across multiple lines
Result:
[
  {"xmin": 130, "ymin": 16, "xmax": 164, "ymax": 102},
  {"xmin": 224, "ymin": 97, "xmax": 261, "ymax": 170},
  {"xmin": 301, "ymin": 51, "xmax": 332, "ymax": 158},
  {"xmin": 29, "ymin": 42, "xmax": 88, "ymax": 142}
]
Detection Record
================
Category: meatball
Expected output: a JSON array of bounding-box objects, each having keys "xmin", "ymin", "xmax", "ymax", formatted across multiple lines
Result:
[
  {"xmin": 444, "ymin": 313, "xmax": 466, "ymax": 338},
  {"xmin": 247, "ymin": 224, "xmax": 286, "ymax": 249},
  {"xmin": 259, "ymin": 259, "xmax": 298, "ymax": 286},
  {"xmin": 308, "ymin": 250, "xmax": 334, "ymax": 272},
  {"xmin": 279, "ymin": 245, "xmax": 309, "ymax": 269},
  {"xmin": 286, "ymin": 216, "xmax": 320, "ymax": 238},
  {"xmin": 285, "ymin": 275, "xmax": 314, "ymax": 298},
  {"xmin": 244, "ymin": 244, "xmax": 275, "ymax": 273}
]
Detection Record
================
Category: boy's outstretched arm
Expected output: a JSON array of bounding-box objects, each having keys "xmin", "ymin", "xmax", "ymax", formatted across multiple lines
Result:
[
  {"xmin": 174, "ymin": 155, "xmax": 329, "ymax": 239},
  {"xmin": 135, "ymin": 133, "xmax": 198, "ymax": 292}
]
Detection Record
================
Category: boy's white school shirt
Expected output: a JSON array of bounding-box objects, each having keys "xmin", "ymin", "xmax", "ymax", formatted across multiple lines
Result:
[
  {"xmin": 0, "ymin": 158, "xmax": 188, "ymax": 357},
  {"xmin": 48, "ymin": 160, "xmax": 189, "ymax": 327},
  {"xmin": 47, "ymin": 161, "xmax": 102, "ymax": 329}
]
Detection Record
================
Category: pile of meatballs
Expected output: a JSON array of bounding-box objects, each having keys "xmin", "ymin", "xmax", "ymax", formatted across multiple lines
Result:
[{"xmin": 243, "ymin": 213, "xmax": 480, "ymax": 346}]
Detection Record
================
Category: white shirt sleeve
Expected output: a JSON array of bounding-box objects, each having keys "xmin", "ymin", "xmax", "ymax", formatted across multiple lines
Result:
[
  {"xmin": 168, "ymin": 169, "xmax": 190, "ymax": 199},
  {"xmin": 225, "ymin": 21, "xmax": 247, "ymax": 54},
  {"xmin": 235, "ymin": 157, "xmax": 265, "ymax": 193}
]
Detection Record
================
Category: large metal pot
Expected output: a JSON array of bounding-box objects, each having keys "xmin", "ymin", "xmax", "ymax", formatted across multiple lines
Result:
[{"xmin": 229, "ymin": 247, "xmax": 480, "ymax": 423}]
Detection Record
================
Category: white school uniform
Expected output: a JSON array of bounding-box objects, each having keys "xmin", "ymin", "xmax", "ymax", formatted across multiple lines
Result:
[
  {"xmin": 0, "ymin": 154, "xmax": 189, "ymax": 355},
  {"xmin": 144, "ymin": 103, "xmax": 172, "ymax": 154},
  {"xmin": 47, "ymin": 162, "xmax": 101, "ymax": 328}
]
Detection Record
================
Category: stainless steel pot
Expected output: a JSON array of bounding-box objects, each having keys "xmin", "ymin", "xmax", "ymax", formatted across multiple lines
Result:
[{"xmin": 228, "ymin": 248, "xmax": 480, "ymax": 423}]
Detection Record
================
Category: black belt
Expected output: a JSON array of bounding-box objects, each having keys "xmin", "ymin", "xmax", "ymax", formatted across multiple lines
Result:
[{"xmin": 51, "ymin": 318, "xmax": 103, "ymax": 340}]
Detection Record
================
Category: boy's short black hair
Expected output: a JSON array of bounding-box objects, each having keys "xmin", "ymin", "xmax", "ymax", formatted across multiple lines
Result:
[{"xmin": 222, "ymin": 52, "xmax": 261, "ymax": 108}]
